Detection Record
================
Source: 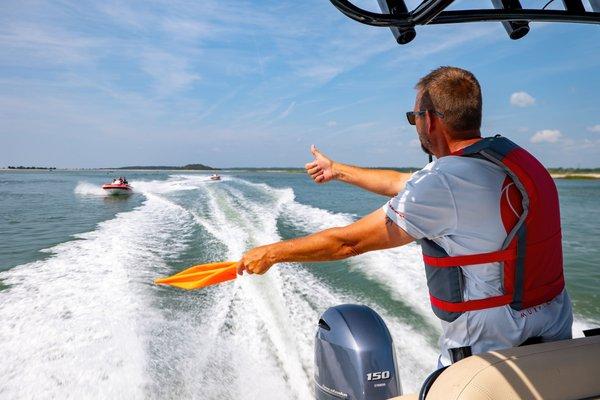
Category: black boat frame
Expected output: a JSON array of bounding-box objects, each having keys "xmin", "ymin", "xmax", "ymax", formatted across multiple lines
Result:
[{"xmin": 329, "ymin": 0, "xmax": 600, "ymax": 44}]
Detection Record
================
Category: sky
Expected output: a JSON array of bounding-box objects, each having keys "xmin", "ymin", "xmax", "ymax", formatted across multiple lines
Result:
[{"xmin": 1, "ymin": 0, "xmax": 599, "ymax": 168}]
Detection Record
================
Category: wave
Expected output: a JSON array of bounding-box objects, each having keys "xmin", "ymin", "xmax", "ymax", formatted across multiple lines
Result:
[
  {"xmin": 136, "ymin": 177, "xmax": 438, "ymax": 397},
  {"xmin": 0, "ymin": 191, "xmax": 196, "ymax": 398},
  {"xmin": 215, "ymin": 178, "xmax": 439, "ymax": 394},
  {"xmin": 73, "ymin": 175, "xmax": 213, "ymax": 197},
  {"xmin": 282, "ymin": 200, "xmax": 439, "ymax": 328},
  {"xmin": 74, "ymin": 181, "xmax": 106, "ymax": 196}
]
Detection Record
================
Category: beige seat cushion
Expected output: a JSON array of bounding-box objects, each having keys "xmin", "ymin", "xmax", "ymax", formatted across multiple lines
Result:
[
  {"xmin": 389, "ymin": 395, "xmax": 418, "ymax": 400},
  {"xmin": 389, "ymin": 335, "xmax": 600, "ymax": 400}
]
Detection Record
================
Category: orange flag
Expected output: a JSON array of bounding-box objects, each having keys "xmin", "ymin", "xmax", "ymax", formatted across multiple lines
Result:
[{"xmin": 154, "ymin": 261, "xmax": 238, "ymax": 290}]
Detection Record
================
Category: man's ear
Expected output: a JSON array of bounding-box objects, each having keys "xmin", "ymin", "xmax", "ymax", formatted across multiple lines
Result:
[{"xmin": 425, "ymin": 109, "xmax": 436, "ymax": 133}]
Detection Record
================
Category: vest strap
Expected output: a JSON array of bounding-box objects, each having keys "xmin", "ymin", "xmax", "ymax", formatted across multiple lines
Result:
[
  {"xmin": 430, "ymin": 293, "xmax": 513, "ymax": 312},
  {"xmin": 423, "ymin": 248, "xmax": 517, "ymax": 267},
  {"xmin": 423, "ymin": 230, "xmax": 562, "ymax": 268}
]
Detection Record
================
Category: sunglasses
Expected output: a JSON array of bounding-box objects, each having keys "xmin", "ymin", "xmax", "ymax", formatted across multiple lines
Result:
[{"xmin": 406, "ymin": 110, "xmax": 444, "ymax": 125}]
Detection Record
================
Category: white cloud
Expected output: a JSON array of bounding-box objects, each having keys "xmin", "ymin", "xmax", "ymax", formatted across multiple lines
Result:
[
  {"xmin": 140, "ymin": 51, "xmax": 200, "ymax": 95},
  {"xmin": 327, "ymin": 121, "xmax": 378, "ymax": 139},
  {"xmin": 317, "ymin": 97, "xmax": 375, "ymax": 116},
  {"xmin": 278, "ymin": 101, "xmax": 296, "ymax": 120},
  {"xmin": 327, "ymin": 120, "xmax": 337, "ymax": 127},
  {"xmin": 531, "ymin": 129, "xmax": 562, "ymax": 144},
  {"xmin": 197, "ymin": 90, "xmax": 238, "ymax": 122},
  {"xmin": 510, "ymin": 91, "xmax": 536, "ymax": 107},
  {"xmin": 161, "ymin": 19, "xmax": 216, "ymax": 41},
  {"xmin": 261, "ymin": 101, "xmax": 297, "ymax": 127},
  {"xmin": 587, "ymin": 125, "xmax": 600, "ymax": 133},
  {"xmin": 0, "ymin": 23, "xmax": 103, "ymax": 66},
  {"xmin": 300, "ymin": 65, "xmax": 343, "ymax": 84}
]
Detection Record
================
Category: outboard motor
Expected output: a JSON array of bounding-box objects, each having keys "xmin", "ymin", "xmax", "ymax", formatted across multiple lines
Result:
[{"xmin": 314, "ymin": 304, "xmax": 401, "ymax": 400}]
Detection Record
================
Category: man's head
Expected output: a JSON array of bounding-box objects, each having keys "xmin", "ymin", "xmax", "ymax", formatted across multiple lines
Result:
[{"xmin": 412, "ymin": 66, "xmax": 482, "ymax": 156}]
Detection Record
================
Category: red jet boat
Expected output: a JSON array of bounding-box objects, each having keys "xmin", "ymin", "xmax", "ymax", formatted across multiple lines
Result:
[{"xmin": 102, "ymin": 177, "xmax": 132, "ymax": 195}]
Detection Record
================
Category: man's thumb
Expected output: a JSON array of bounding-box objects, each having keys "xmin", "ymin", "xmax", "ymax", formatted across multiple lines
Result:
[{"xmin": 311, "ymin": 144, "xmax": 320, "ymax": 157}]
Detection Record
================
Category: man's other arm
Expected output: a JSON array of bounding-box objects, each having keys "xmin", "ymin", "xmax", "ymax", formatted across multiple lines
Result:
[
  {"xmin": 305, "ymin": 145, "xmax": 413, "ymax": 197},
  {"xmin": 237, "ymin": 208, "xmax": 415, "ymax": 275}
]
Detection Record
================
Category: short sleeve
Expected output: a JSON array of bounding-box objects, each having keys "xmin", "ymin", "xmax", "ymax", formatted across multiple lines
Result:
[{"xmin": 383, "ymin": 169, "xmax": 457, "ymax": 240}]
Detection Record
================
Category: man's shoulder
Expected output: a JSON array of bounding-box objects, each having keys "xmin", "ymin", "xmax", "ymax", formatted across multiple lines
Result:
[
  {"xmin": 404, "ymin": 162, "xmax": 454, "ymax": 197},
  {"xmin": 434, "ymin": 155, "xmax": 496, "ymax": 168},
  {"xmin": 412, "ymin": 156, "xmax": 491, "ymax": 182},
  {"xmin": 427, "ymin": 156, "xmax": 505, "ymax": 181}
]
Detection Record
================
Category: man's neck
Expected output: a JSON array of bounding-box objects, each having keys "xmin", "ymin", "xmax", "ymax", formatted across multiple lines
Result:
[
  {"xmin": 434, "ymin": 131, "xmax": 481, "ymax": 158},
  {"xmin": 448, "ymin": 137, "xmax": 482, "ymax": 154}
]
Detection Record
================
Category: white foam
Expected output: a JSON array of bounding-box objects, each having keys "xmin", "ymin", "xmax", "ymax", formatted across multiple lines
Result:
[
  {"xmin": 283, "ymin": 200, "xmax": 440, "ymax": 328},
  {"xmin": 186, "ymin": 178, "xmax": 438, "ymax": 395},
  {"xmin": 573, "ymin": 316, "xmax": 599, "ymax": 338},
  {"xmin": 351, "ymin": 246, "xmax": 440, "ymax": 327},
  {"xmin": 0, "ymin": 190, "xmax": 195, "ymax": 398},
  {"xmin": 129, "ymin": 177, "xmax": 199, "ymax": 194},
  {"xmin": 186, "ymin": 182, "xmax": 315, "ymax": 399},
  {"xmin": 74, "ymin": 181, "xmax": 106, "ymax": 196},
  {"xmin": 74, "ymin": 177, "xmax": 201, "ymax": 197}
]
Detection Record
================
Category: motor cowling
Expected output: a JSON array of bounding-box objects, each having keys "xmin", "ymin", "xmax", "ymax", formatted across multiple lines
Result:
[{"xmin": 314, "ymin": 304, "xmax": 402, "ymax": 400}]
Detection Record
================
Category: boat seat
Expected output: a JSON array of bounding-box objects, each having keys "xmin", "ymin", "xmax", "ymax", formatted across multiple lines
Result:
[{"xmin": 389, "ymin": 335, "xmax": 600, "ymax": 400}]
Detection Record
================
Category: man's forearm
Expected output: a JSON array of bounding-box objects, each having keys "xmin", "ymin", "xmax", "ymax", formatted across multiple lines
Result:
[
  {"xmin": 237, "ymin": 208, "xmax": 415, "ymax": 275},
  {"xmin": 333, "ymin": 162, "xmax": 412, "ymax": 197},
  {"xmin": 265, "ymin": 228, "xmax": 357, "ymax": 265}
]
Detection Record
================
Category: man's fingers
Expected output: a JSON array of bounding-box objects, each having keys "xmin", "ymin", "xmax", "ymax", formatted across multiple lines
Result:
[
  {"xmin": 310, "ymin": 171, "xmax": 324, "ymax": 182},
  {"xmin": 315, "ymin": 173, "xmax": 325, "ymax": 183},
  {"xmin": 312, "ymin": 170, "xmax": 324, "ymax": 179},
  {"xmin": 305, "ymin": 161, "xmax": 317, "ymax": 170},
  {"xmin": 236, "ymin": 262, "xmax": 245, "ymax": 275},
  {"xmin": 307, "ymin": 166, "xmax": 321, "ymax": 176}
]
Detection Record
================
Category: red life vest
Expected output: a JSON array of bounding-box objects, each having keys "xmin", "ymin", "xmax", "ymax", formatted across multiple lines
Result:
[{"xmin": 421, "ymin": 135, "xmax": 565, "ymax": 322}]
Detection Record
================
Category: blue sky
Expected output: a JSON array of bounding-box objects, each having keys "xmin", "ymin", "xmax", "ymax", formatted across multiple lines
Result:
[{"xmin": 1, "ymin": 0, "xmax": 599, "ymax": 168}]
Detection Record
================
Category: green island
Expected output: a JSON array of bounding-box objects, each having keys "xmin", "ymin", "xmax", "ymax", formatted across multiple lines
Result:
[
  {"xmin": 7, "ymin": 166, "xmax": 56, "ymax": 170},
  {"xmin": 109, "ymin": 163, "xmax": 218, "ymax": 171},
  {"xmin": 547, "ymin": 168, "xmax": 600, "ymax": 179}
]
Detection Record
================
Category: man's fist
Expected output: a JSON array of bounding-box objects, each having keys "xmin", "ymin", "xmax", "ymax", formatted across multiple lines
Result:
[
  {"xmin": 305, "ymin": 145, "xmax": 336, "ymax": 184},
  {"xmin": 237, "ymin": 246, "xmax": 274, "ymax": 275}
]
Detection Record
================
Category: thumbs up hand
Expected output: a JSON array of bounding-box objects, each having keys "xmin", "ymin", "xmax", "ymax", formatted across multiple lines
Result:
[{"xmin": 305, "ymin": 144, "xmax": 336, "ymax": 184}]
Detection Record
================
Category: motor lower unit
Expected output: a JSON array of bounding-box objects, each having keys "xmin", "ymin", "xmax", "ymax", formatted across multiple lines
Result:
[{"xmin": 314, "ymin": 304, "xmax": 401, "ymax": 400}]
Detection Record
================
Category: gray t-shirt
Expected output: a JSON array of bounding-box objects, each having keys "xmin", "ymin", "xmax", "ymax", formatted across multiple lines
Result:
[{"xmin": 383, "ymin": 156, "xmax": 573, "ymax": 366}]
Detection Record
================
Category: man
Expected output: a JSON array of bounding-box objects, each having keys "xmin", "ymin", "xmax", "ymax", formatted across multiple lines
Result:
[{"xmin": 237, "ymin": 66, "xmax": 573, "ymax": 366}]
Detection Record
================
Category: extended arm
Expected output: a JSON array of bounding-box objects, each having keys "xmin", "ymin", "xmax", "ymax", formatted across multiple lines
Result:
[
  {"xmin": 237, "ymin": 208, "xmax": 415, "ymax": 275},
  {"xmin": 333, "ymin": 163, "xmax": 412, "ymax": 197},
  {"xmin": 305, "ymin": 145, "xmax": 412, "ymax": 197}
]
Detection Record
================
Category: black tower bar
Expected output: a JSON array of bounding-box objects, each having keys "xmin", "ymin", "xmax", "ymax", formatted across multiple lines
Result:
[{"xmin": 329, "ymin": 0, "xmax": 600, "ymax": 44}]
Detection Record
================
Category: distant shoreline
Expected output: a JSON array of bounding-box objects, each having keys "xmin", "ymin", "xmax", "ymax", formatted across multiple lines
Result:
[
  {"xmin": 108, "ymin": 163, "xmax": 217, "ymax": 171},
  {"xmin": 550, "ymin": 173, "xmax": 600, "ymax": 180},
  {"xmin": 1, "ymin": 168, "xmax": 599, "ymax": 180}
]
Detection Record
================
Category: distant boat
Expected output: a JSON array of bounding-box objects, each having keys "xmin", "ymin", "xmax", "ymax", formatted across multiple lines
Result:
[
  {"xmin": 210, "ymin": 174, "xmax": 221, "ymax": 181},
  {"xmin": 102, "ymin": 177, "xmax": 132, "ymax": 195}
]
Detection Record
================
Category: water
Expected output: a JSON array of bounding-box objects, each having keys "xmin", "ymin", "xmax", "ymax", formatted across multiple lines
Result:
[{"xmin": 0, "ymin": 170, "xmax": 598, "ymax": 398}]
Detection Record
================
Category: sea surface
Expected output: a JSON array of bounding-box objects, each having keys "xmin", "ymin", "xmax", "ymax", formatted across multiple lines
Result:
[{"xmin": 0, "ymin": 170, "xmax": 598, "ymax": 398}]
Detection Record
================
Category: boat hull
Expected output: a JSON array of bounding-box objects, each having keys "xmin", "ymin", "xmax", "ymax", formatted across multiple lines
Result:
[{"xmin": 102, "ymin": 184, "xmax": 132, "ymax": 195}]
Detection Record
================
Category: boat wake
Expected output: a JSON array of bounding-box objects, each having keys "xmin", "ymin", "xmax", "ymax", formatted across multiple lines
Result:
[{"xmin": 74, "ymin": 181, "xmax": 106, "ymax": 196}]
